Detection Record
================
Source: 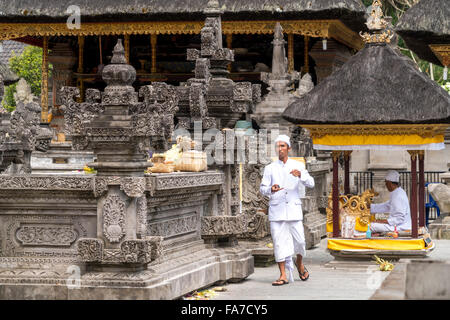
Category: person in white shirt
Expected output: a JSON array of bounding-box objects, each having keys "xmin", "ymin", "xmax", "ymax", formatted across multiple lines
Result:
[
  {"xmin": 370, "ymin": 170, "xmax": 412, "ymax": 234},
  {"xmin": 260, "ymin": 135, "xmax": 315, "ymax": 285}
]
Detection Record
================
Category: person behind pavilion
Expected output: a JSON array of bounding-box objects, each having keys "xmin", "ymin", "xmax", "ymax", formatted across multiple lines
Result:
[{"xmin": 369, "ymin": 170, "xmax": 412, "ymax": 233}]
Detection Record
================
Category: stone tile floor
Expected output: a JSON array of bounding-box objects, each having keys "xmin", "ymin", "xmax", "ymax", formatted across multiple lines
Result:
[{"xmin": 208, "ymin": 239, "xmax": 450, "ymax": 300}]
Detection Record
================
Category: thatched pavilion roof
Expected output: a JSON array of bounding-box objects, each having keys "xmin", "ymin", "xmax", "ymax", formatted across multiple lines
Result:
[
  {"xmin": 283, "ymin": 43, "xmax": 450, "ymax": 125},
  {"xmin": 0, "ymin": 0, "xmax": 367, "ymax": 31},
  {"xmin": 0, "ymin": 63, "xmax": 18, "ymax": 86},
  {"xmin": 395, "ymin": 0, "xmax": 450, "ymax": 66}
]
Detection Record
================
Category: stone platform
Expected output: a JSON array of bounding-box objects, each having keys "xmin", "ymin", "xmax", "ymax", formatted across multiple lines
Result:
[{"xmin": 0, "ymin": 172, "xmax": 254, "ymax": 299}]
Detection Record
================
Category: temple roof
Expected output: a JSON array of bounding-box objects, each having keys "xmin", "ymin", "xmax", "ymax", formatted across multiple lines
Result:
[
  {"xmin": 282, "ymin": 43, "xmax": 450, "ymax": 125},
  {"xmin": 0, "ymin": 41, "xmax": 28, "ymax": 65},
  {"xmin": 0, "ymin": 41, "xmax": 27, "ymax": 86},
  {"xmin": 0, "ymin": 0, "xmax": 367, "ymax": 31},
  {"xmin": 395, "ymin": 0, "xmax": 450, "ymax": 66},
  {"xmin": 0, "ymin": 63, "xmax": 19, "ymax": 86}
]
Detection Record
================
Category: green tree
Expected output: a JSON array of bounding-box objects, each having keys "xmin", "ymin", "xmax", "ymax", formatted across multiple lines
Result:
[
  {"xmin": 1, "ymin": 46, "xmax": 52, "ymax": 111},
  {"xmin": 362, "ymin": 0, "xmax": 446, "ymax": 85}
]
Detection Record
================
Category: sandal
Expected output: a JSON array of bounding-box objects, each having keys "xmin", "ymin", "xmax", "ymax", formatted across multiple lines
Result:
[
  {"xmin": 294, "ymin": 260, "xmax": 310, "ymax": 281},
  {"xmin": 299, "ymin": 267, "xmax": 309, "ymax": 281},
  {"xmin": 272, "ymin": 279, "xmax": 289, "ymax": 286}
]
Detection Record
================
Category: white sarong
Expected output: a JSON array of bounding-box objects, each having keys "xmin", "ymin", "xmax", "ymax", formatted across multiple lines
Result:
[
  {"xmin": 370, "ymin": 222, "xmax": 396, "ymax": 233},
  {"xmin": 270, "ymin": 220, "xmax": 306, "ymax": 283}
]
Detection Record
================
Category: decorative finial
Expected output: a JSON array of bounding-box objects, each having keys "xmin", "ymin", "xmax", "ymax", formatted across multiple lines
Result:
[
  {"xmin": 204, "ymin": 0, "xmax": 223, "ymax": 15},
  {"xmin": 359, "ymin": 0, "xmax": 393, "ymax": 44},
  {"xmin": 111, "ymin": 39, "xmax": 127, "ymax": 64}
]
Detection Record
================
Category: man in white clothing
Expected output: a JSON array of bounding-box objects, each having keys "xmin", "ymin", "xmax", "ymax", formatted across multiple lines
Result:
[
  {"xmin": 260, "ymin": 135, "xmax": 315, "ymax": 285},
  {"xmin": 370, "ymin": 170, "xmax": 412, "ymax": 233}
]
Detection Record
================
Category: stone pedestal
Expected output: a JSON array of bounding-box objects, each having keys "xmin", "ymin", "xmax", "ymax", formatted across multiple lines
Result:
[
  {"xmin": 427, "ymin": 180, "xmax": 450, "ymax": 239},
  {"xmin": 31, "ymin": 142, "xmax": 94, "ymax": 174},
  {"xmin": 0, "ymin": 172, "xmax": 254, "ymax": 299}
]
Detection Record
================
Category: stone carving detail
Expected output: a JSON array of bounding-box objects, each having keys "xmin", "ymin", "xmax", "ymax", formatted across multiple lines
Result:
[
  {"xmin": 16, "ymin": 225, "xmax": 78, "ymax": 247},
  {"xmin": 4, "ymin": 215, "xmax": 88, "ymax": 257},
  {"xmin": 153, "ymin": 172, "xmax": 223, "ymax": 190},
  {"xmin": 148, "ymin": 214, "xmax": 198, "ymax": 238},
  {"xmin": 120, "ymin": 177, "xmax": 146, "ymax": 198},
  {"xmin": 77, "ymin": 237, "xmax": 163, "ymax": 264},
  {"xmin": 0, "ymin": 176, "xmax": 92, "ymax": 190},
  {"xmin": 103, "ymin": 194, "xmax": 126, "ymax": 243},
  {"xmin": 120, "ymin": 240, "xmax": 151, "ymax": 264},
  {"xmin": 77, "ymin": 238, "xmax": 103, "ymax": 262},
  {"xmin": 0, "ymin": 79, "xmax": 52, "ymax": 174},
  {"xmin": 61, "ymin": 39, "xmax": 179, "ymax": 168},
  {"xmin": 201, "ymin": 216, "xmax": 245, "ymax": 237},
  {"xmin": 136, "ymin": 196, "xmax": 147, "ymax": 238}
]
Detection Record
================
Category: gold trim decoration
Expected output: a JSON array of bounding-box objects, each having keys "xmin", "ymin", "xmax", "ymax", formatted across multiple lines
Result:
[
  {"xmin": 226, "ymin": 34, "xmax": 233, "ymax": 72},
  {"xmin": 41, "ymin": 36, "xmax": 49, "ymax": 123},
  {"xmin": 300, "ymin": 124, "xmax": 449, "ymax": 140},
  {"xmin": 124, "ymin": 35, "xmax": 130, "ymax": 63},
  {"xmin": 288, "ymin": 33, "xmax": 294, "ymax": 73},
  {"xmin": 326, "ymin": 189, "xmax": 378, "ymax": 227},
  {"xmin": 408, "ymin": 150, "xmax": 421, "ymax": 160},
  {"xmin": 304, "ymin": 35, "xmax": 309, "ymax": 73},
  {"xmin": 151, "ymin": 34, "xmax": 157, "ymax": 74},
  {"xmin": 77, "ymin": 36, "xmax": 85, "ymax": 103},
  {"xmin": 331, "ymin": 150, "xmax": 342, "ymax": 162},
  {"xmin": 0, "ymin": 20, "xmax": 363, "ymax": 50},
  {"xmin": 429, "ymin": 44, "xmax": 450, "ymax": 67},
  {"xmin": 359, "ymin": 0, "xmax": 393, "ymax": 44}
]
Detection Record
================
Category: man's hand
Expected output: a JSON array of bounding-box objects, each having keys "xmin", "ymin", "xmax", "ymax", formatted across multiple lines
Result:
[
  {"xmin": 375, "ymin": 219, "xmax": 389, "ymax": 224},
  {"xmin": 271, "ymin": 184, "xmax": 284, "ymax": 193},
  {"xmin": 290, "ymin": 169, "xmax": 301, "ymax": 178}
]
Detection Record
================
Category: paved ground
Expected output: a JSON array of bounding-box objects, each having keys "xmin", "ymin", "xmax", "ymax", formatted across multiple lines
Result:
[{"xmin": 209, "ymin": 239, "xmax": 450, "ymax": 300}]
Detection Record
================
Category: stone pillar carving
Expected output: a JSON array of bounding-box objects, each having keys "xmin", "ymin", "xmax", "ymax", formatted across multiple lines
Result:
[
  {"xmin": 61, "ymin": 40, "xmax": 178, "ymax": 270},
  {"xmin": 0, "ymin": 79, "xmax": 52, "ymax": 174}
]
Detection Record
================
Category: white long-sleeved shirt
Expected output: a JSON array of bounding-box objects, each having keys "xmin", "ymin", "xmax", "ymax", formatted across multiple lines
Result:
[
  {"xmin": 370, "ymin": 187, "xmax": 412, "ymax": 231},
  {"xmin": 260, "ymin": 159, "xmax": 315, "ymax": 221}
]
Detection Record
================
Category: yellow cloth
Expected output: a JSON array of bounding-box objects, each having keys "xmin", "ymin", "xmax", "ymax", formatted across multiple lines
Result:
[
  {"xmin": 355, "ymin": 217, "xmax": 368, "ymax": 232},
  {"xmin": 313, "ymin": 134, "xmax": 444, "ymax": 147},
  {"xmin": 327, "ymin": 238, "xmax": 426, "ymax": 251}
]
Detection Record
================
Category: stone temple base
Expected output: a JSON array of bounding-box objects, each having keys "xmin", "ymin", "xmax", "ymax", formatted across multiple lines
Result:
[
  {"xmin": 0, "ymin": 172, "xmax": 253, "ymax": 300},
  {"xmin": 0, "ymin": 241, "xmax": 253, "ymax": 300},
  {"xmin": 428, "ymin": 214, "xmax": 450, "ymax": 239},
  {"xmin": 238, "ymin": 237, "xmax": 275, "ymax": 267}
]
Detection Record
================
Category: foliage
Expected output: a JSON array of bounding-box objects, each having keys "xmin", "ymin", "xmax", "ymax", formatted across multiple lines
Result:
[
  {"xmin": 362, "ymin": 0, "xmax": 446, "ymax": 85},
  {"xmin": 1, "ymin": 46, "xmax": 52, "ymax": 111},
  {"xmin": 442, "ymin": 82, "xmax": 450, "ymax": 93}
]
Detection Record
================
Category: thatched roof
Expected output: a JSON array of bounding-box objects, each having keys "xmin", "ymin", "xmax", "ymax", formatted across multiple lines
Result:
[
  {"xmin": 0, "ymin": 0, "xmax": 367, "ymax": 31},
  {"xmin": 0, "ymin": 40, "xmax": 28, "ymax": 65},
  {"xmin": 283, "ymin": 43, "xmax": 450, "ymax": 125},
  {"xmin": 0, "ymin": 63, "xmax": 18, "ymax": 86},
  {"xmin": 395, "ymin": 0, "xmax": 450, "ymax": 66}
]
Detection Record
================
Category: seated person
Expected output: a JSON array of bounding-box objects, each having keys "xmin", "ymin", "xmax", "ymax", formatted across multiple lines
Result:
[{"xmin": 369, "ymin": 170, "xmax": 411, "ymax": 234}]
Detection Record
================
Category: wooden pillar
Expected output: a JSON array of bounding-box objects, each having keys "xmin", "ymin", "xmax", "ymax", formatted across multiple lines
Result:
[
  {"xmin": 303, "ymin": 35, "xmax": 309, "ymax": 74},
  {"xmin": 226, "ymin": 34, "xmax": 232, "ymax": 72},
  {"xmin": 77, "ymin": 36, "xmax": 85, "ymax": 103},
  {"xmin": 332, "ymin": 151, "xmax": 341, "ymax": 238},
  {"xmin": 40, "ymin": 36, "xmax": 49, "ymax": 123},
  {"xmin": 151, "ymin": 34, "xmax": 157, "ymax": 74},
  {"xmin": 418, "ymin": 151, "xmax": 425, "ymax": 228},
  {"xmin": 409, "ymin": 150, "xmax": 418, "ymax": 238},
  {"xmin": 124, "ymin": 34, "xmax": 130, "ymax": 63},
  {"xmin": 344, "ymin": 151, "xmax": 352, "ymax": 195},
  {"xmin": 288, "ymin": 33, "xmax": 294, "ymax": 73}
]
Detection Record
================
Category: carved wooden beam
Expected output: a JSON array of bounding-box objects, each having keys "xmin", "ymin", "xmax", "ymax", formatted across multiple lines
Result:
[
  {"xmin": 0, "ymin": 20, "xmax": 363, "ymax": 50},
  {"xmin": 41, "ymin": 36, "xmax": 49, "ymax": 123}
]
